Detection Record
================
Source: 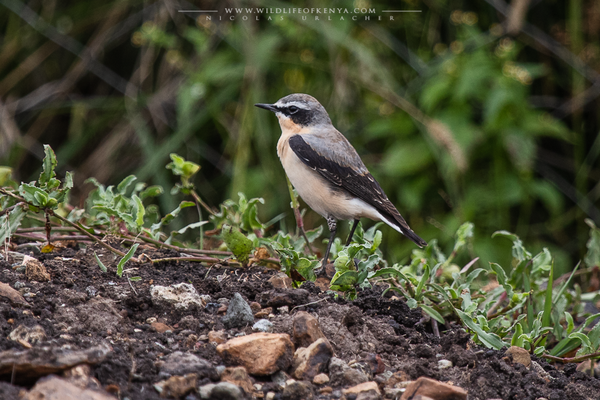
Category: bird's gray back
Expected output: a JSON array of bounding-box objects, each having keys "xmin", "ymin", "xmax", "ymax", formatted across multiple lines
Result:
[{"xmin": 301, "ymin": 128, "xmax": 369, "ymax": 174}]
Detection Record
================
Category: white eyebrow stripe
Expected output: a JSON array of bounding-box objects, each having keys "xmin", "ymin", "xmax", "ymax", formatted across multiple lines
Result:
[{"xmin": 274, "ymin": 101, "xmax": 310, "ymax": 110}]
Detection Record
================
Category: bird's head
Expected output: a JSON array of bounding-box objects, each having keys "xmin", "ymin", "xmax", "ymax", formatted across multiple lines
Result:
[{"xmin": 255, "ymin": 93, "xmax": 331, "ymax": 131}]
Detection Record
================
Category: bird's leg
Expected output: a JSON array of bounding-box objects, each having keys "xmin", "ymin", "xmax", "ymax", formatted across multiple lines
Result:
[
  {"xmin": 322, "ymin": 216, "xmax": 337, "ymax": 266},
  {"xmin": 346, "ymin": 219, "xmax": 360, "ymax": 246}
]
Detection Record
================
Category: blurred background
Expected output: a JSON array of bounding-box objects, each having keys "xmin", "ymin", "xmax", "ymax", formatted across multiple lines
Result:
[{"xmin": 0, "ymin": 0, "xmax": 599, "ymax": 275}]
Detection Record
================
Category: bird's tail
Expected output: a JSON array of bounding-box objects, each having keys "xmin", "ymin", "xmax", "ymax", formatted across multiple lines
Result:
[
  {"xmin": 380, "ymin": 214, "xmax": 428, "ymax": 248},
  {"xmin": 402, "ymin": 228, "xmax": 428, "ymax": 248}
]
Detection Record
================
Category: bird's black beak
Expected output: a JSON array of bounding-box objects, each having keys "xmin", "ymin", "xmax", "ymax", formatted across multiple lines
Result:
[{"xmin": 254, "ymin": 103, "xmax": 279, "ymax": 113}]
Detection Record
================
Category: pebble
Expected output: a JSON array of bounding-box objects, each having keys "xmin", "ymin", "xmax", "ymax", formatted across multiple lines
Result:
[
  {"xmin": 253, "ymin": 319, "xmax": 274, "ymax": 332},
  {"xmin": 150, "ymin": 283, "xmax": 209, "ymax": 310},
  {"xmin": 216, "ymin": 333, "xmax": 294, "ymax": 375},
  {"xmin": 505, "ymin": 346, "xmax": 531, "ymax": 369},
  {"xmin": 438, "ymin": 359, "xmax": 453, "ymax": 369},
  {"xmin": 292, "ymin": 311, "xmax": 328, "ymax": 348},
  {"xmin": 282, "ymin": 379, "xmax": 314, "ymax": 400},
  {"xmin": 312, "ymin": 373, "xmax": 329, "ymax": 385},
  {"xmin": 222, "ymin": 293, "xmax": 255, "ymax": 329},
  {"xmin": 158, "ymin": 351, "xmax": 218, "ymax": 381}
]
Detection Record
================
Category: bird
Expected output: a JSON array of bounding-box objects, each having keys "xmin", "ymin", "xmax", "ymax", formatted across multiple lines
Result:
[{"xmin": 255, "ymin": 93, "xmax": 427, "ymax": 267}]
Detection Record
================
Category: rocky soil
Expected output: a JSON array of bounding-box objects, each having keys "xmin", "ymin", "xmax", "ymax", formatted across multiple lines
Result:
[{"xmin": 0, "ymin": 243, "xmax": 599, "ymax": 400}]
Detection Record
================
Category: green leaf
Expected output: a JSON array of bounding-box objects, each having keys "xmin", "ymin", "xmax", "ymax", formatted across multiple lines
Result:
[
  {"xmin": 117, "ymin": 243, "xmax": 139, "ymax": 278},
  {"xmin": 531, "ymin": 248, "xmax": 552, "ymax": 274},
  {"xmin": 132, "ymin": 194, "xmax": 145, "ymax": 227},
  {"xmin": 511, "ymin": 323, "xmax": 524, "ymax": 347},
  {"xmin": 94, "ymin": 252, "xmax": 107, "ymax": 273},
  {"xmin": 565, "ymin": 312, "xmax": 574, "ymax": 335},
  {"xmin": 492, "ymin": 230, "xmax": 532, "ymax": 262},
  {"xmin": 117, "ymin": 175, "xmax": 137, "ymax": 194},
  {"xmin": 371, "ymin": 230, "xmax": 382, "ymax": 252},
  {"xmin": 0, "ymin": 205, "xmax": 26, "ymax": 244},
  {"xmin": 490, "ymin": 262, "xmax": 514, "ymax": 299},
  {"xmin": 304, "ymin": 225, "xmax": 323, "ymax": 243},
  {"xmin": 421, "ymin": 304, "xmax": 445, "ymax": 324},
  {"xmin": 151, "ymin": 201, "xmax": 195, "ymax": 234},
  {"xmin": 453, "ymin": 222, "xmax": 474, "ymax": 253},
  {"xmin": 331, "ymin": 270, "xmax": 359, "ymax": 286},
  {"xmin": 129, "ymin": 276, "xmax": 142, "ymax": 282},
  {"xmin": 295, "ymin": 258, "xmax": 318, "ymax": 281},
  {"xmin": 0, "ymin": 167, "xmax": 12, "ymax": 186},
  {"xmin": 584, "ymin": 219, "xmax": 600, "ymax": 268},
  {"xmin": 165, "ymin": 221, "xmax": 208, "ymax": 245},
  {"xmin": 222, "ymin": 224, "xmax": 253, "ymax": 264},
  {"xmin": 140, "ymin": 185, "xmax": 164, "ymax": 199},
  {"xmin": 39, "ymin": 145, "xmax": 57, "ymax": 186},
  {"xmin": 541, "ymin": 260, "xmax": 554, "ymax": 327},
  {"xmin": 456, "ymin": 309, "xmax": 505, "ymax": 350}
]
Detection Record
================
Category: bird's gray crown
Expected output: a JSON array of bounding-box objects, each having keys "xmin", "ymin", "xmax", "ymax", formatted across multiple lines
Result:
[{"xmin": 273, "ymin": 93, "xmax": 332, "ymax": 127}]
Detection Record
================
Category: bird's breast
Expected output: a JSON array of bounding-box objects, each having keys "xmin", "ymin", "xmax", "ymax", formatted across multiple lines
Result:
[{"xmin": 277, "ymin": 137, "xmax": 381, "ymax": 222}]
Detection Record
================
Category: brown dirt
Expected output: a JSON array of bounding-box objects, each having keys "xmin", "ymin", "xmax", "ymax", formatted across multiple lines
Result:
[{"xmin": 1, "ymin": 244, "xmax": 599, "ymax": 400}]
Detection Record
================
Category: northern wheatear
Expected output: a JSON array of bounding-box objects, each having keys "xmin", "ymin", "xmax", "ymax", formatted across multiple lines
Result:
[{"xmin": 255, "ymin": 93, "xmax": 427, "ymax": 265}]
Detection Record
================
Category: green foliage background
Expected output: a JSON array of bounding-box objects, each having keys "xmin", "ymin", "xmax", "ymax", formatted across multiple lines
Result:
[{"xmin": 1, "ymin": 0, "xmax": 599, "ymax": 278}]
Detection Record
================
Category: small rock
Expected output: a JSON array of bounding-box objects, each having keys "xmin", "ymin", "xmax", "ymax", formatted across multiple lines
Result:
[
  {"xmin": 266, "ymin": 392, "xmax": 276, "ymax": 400},
  {"xmin": 221, "ymin": 366, "xmax": 254, "ymax": 394},
  {"xmin": 268, "ymin": 273, "xmax": 293, "ymax": 289},
  {"xmin": 292, "ymin": 311, "xmax": 327, "ymax": 348},
  {"xmin": 9, "ymin": 325, "xmax": 46, "ymax": 346},
  {"xmin": 23, "ymin": 255, "xmax": 50, "ymax": 282},
  {"xmin": 205, "ymin": 303, "xmax": 220, "ymax": 314},
  {"xmin": 364, "ymin": 353, "xmax": 385, "ymax": 375},
  {"xmin": 22, "ymin": 375, "xmax": 116, "ymax": 400},
  {"xmin": 312, "ymin": 373, "xmax": 329, "ymax": 385},
  {"xmin": 282, "ymin": 380, "xmax": 313, "ymax": 400},
  {"xmin": 319, "ymin": 386, "xmax": 333, "ymax": 394},
  {"xmin": 400, "ymin": 377, "xmax": 467, "ymax": 400},
  {"xmin": 154, "ymin": 373, "xmax": 197, "ymax": 398},
  {"xmin": 384, "ymin": 387, "xmax": 404, "ymax": 399},
  {"xmin": 198, "ymin": 383, "xmax": 216, "ymax": 399},
  {"xmin": 343, "ymin": 381, "xmax": 381, "ymax": 400},
  {"xmin": 158, "ymin": 352, "xmax": 218, "ymax": 381},
  {"xmin": 147, "ymin": 317, "xmax": 158, "ymax": 324},
  {"xmin": 257, "ymin": 289, "xmax": 309, "ymax": 308},
  {"xmin": 252, "ymin": 319, "xmax": 274, "ymax": 333},
  {"xmin": 254, "ymin": 307, "xmax": 273, "ymax": 319},
  {"xmin": 329, "ymin": 357, "xmax": 368, "ymax": 387},
  {"xmin": 222, "ymin": 293, "xmax": 255, "ymax": 329},
  {"xmin": 438, "ymin": 359, "xmax": 453, "ymax": 369},
  {"xmin": 505, "ymin": 346, "xmax": 531, "ymax": 368},
  {"xmin": 217, "ymin": 333, "xmax": 294, "ymax": 376},
  {"xmin": 250, "ymin": 302, "xmax": 262, "ymax": 313},
  {"xmin": 178, "ymin": 315, "xmax": 200, "ymax": 330},
  {"xmin": 374, "ymin": 370, "xmax": 393, "ymax": 385},
  {"xmin": 199, "ymin": 381, "xmax": 245, "ymax": 400},
  {"xmin": 85, "ymin": 286, "xmax": 97, "ymax": 297},
  {"xmin": 271, "ymin": 370, "xmax": 290, "ymax": 389},
  {"xmin": 63, "ymin": 364, "xmax": 101, "ymax": 390},
  {"xmin": 150, "ymin": 283, "xmax": 209, "ymax": 310},
  {"xmin": 208, "ymin": 330, "xmax": 227, "ymax": 345},
  {"xmin": 291, "ymin": 338, "xmax": 333, "ymax": 380},
  {"xmin": 151, "ymin": 322, "xmax": 173, "ymax": 333}
]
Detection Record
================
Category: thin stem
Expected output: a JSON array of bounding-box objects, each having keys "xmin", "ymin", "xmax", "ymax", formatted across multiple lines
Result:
[
  {"xmin": 542, "ymin": 351, "xmax": 600, "ymax": 364},
  {"xmin": 47, "ymin": 209, "xmax": 127, "ymax": 258}
]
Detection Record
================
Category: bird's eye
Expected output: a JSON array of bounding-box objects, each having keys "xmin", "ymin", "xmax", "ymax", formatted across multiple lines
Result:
[{"xmin": 288, "ymin": 106, "xmax": 299, "ymax": 114}]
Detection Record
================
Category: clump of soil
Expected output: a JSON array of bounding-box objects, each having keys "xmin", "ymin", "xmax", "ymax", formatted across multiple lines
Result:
[{"xmin": 0, "ymin": 244, "xmax": 598, "ymax": 399}]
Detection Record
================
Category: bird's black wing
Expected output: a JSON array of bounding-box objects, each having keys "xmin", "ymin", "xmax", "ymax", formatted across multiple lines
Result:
[{"xmin": 288, "ymin": 134, "xmax": 427, "ymax": 247}]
